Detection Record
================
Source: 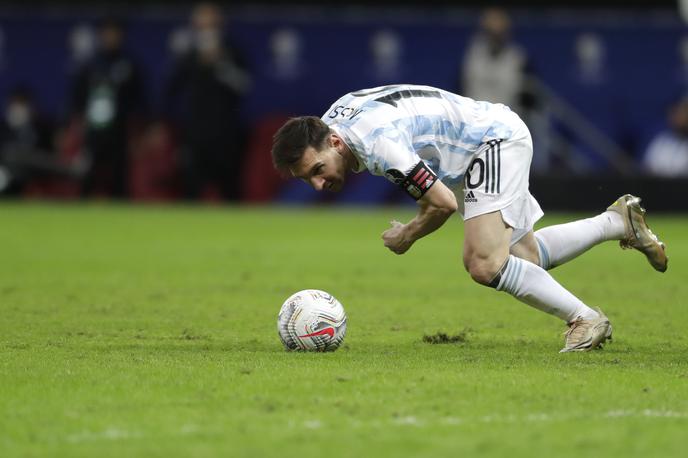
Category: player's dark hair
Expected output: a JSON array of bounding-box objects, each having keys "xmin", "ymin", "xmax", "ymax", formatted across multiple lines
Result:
[{"xmin": 271, "ymin": 116, "xmax": 331, "ymax": 171}]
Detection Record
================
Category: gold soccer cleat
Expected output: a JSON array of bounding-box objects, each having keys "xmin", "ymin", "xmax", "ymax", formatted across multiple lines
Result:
[
  {"xmin": 607, "ymin": 194, "xmax": 668, "ymax": 272},
  {"xmin": 560, "ymin": 308, "xmax": 612, "ymax": 353}
]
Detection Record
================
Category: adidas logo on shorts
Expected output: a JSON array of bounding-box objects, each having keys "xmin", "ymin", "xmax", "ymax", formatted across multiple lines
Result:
[{"xmin": 464, "ymin": 190, "xmax": 478, "ymax": 203}]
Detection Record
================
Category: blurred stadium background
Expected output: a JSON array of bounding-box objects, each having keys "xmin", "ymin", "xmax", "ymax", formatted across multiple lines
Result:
[{"xmin": 0, "ymin": 0, "xmax": 687, "ymax": 209}]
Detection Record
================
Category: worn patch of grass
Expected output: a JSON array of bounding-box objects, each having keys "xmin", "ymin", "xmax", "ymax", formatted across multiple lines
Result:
[{"xmin": 422, "ymin": 329, "xmax": 470, "ymax": 344}]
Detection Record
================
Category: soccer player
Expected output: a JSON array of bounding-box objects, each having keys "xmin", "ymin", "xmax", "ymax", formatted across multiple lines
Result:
[{"xmin": 271, "ymin": 84, "xmax": 668, "ymax": 353}]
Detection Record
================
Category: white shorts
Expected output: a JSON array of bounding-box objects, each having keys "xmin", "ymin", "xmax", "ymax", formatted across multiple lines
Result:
[{"xmin": 456, "ymin": 119, "xmax": 543, "ymax": 245}]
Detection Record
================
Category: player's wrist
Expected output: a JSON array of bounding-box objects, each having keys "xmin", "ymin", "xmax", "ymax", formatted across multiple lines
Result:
[{"xmin": 403, "ymin": 220, "xmax": 422, "ymax": 243}]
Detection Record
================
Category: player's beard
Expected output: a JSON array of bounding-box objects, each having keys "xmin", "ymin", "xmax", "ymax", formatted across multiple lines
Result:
[
  {"xmin": 325, "ymin": 169, "xmax": 346, "ymax": 192},
  {"xmin": 328, "ymin": 179, "xmax": 343, "ymax": 192}
]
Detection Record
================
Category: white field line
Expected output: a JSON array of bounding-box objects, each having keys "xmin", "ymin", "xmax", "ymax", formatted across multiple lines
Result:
[
  {"xmin": 303, "ymin": 420, "xmax": 323, "ymax": 429},
  {"xmin": 66, "ymin": 428, "xmax": 143, "ymax": 443},
  {"xmin": 426, "ymin": 409, "xmax": 688, "ymax": 427},
  {"xmin": 66, "ymin": 424, "xmax": 199, "ymax": 443},
  {"xmin": 62, "ymin": 410, "xmax": 688, "ymax": 443},
  {"xmin": 322, "ymin": 409, "xmax": 688, "ymax": 431}
]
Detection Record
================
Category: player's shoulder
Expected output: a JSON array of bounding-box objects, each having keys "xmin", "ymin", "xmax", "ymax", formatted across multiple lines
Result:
[
  {"xmin": 321, "ymin": 84, "xmax": 459, "ymax": 138},
  {"xmin": 325, "ymin": 84, "xmax": 445, "ymax": 110}
]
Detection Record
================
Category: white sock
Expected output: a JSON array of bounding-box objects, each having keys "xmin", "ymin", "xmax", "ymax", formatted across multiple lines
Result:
[
  {"xmin": 496, "ymin": 255, "xmax": 599, "ymax": 322},
  {"xmin": 534, "ymin": 211, "xmax": 625, "ymax": 270}
]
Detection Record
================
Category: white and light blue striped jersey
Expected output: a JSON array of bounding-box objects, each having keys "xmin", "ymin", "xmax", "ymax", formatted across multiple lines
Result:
[{"xmin": 320, "ymin": 84, "xmax": 526, "ymax": 191}]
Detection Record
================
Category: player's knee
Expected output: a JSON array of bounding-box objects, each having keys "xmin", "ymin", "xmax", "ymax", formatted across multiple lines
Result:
[{"xmin": 465, "ymin": 254, "xmax": 506, "ymax": 286}]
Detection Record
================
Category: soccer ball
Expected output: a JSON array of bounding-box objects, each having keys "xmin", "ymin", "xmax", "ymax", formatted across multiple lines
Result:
[{"xmin": 277, "ymin": 289, "xmax": 347, "ymax": 351}]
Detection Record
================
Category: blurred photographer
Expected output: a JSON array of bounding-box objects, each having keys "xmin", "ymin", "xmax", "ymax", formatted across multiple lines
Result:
[
  {"xmin": 0, "ymin": 87, "xmax": 56, "ymax": 195},
  {"xmin": 70, "ymin": 17, "xmax": 146, "ymax": 199},
  {"xmin": 164, "ymin": 2, "xmax": 251, "ymax": 201}
]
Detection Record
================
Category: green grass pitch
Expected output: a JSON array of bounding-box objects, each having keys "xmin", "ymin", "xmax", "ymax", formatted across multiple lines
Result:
[{"xmin": 1, "ymin": 202, "xmax": 687, "ymax": 457}]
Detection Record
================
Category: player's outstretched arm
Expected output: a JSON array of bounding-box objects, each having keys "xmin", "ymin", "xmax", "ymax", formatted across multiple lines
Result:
[{"xmin": 382, "ymin": 180, "xmax": 458, "ymax": 254}]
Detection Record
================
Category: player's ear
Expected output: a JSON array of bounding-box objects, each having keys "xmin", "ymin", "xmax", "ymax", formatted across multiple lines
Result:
[{"xmin": 330, "ymin": 133, "xmax": 343, "ymax": 149}]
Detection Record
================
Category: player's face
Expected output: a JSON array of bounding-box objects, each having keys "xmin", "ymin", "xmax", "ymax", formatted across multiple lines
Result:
[{"xmin": 290, "ymin": 140, "xmax": 348, "ymax": 192}]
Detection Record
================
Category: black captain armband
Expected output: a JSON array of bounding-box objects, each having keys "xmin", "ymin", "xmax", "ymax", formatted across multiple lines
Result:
[{"xmin": 386, "ymin": 161, "xmax": 438, "ymax": 200}]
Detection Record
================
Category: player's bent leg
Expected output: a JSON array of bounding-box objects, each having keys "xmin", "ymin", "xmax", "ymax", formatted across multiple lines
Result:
[
  {"xmin": 531, "ymin": 194, "xmax": 668, "ymax": 272},
  {"xmin": 533, "ymin": 211, "xmax": 624, "ymax": 270},
  {"xmin": 459, "ymin": 131, "xmax": 612, "ymax": 351},
  {"xmin": 495, "ymin": 252, "xmax": 612, "ymax": 352},
  {"xmin": 464, "ymin": 211, "xmax": 599, "ymax": 322},
  {"xmin": 465, "ymin": 211, "xmax": 612, "ymax": 351},
  {"xmin": 463, "ymin": 211, "xmax": 512, "ymax": 285},
  {"xmin": 509, "ymin": 231, "xmax": 540, "ymax": 265}
]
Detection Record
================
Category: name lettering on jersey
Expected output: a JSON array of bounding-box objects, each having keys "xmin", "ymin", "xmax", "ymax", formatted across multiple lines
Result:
[{"xmin": 327, "ymin": 105, "xmax": 364, "ymax": 120}]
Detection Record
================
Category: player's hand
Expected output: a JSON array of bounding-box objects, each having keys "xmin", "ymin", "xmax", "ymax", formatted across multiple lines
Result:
[{"xmin": 382, "ymin": 220, "xmax": 413, "ymax": 254}]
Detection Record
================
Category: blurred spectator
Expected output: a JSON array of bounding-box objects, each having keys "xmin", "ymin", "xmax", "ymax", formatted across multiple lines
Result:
[
  {"xmin": 70, "ymin": 17, "xmax": 146, "ymax": 199},
  {"xmin": 0, "ymin": 86, "xmax": 82, "ymax": 195},
  {"xmin": 461, "ymin": 8, "xmax": 537, "ymax": 116},
  {"xmin": 0, "ymin": 86, "xmax": 56, "ymax": 195},
  {"xmin": 164, "ymin": 2, "xmax": 251, "ymax": 202},
  {"xmin": 642, "ymin": 97, "xmax": 688, "ymax": 177},
  {"xmin": 461, "ymin": 8, "xmax": 545, "ymax": 170}
]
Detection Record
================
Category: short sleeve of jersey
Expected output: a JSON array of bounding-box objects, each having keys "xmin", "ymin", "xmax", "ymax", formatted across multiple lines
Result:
[
  {"xmin": 345, "ymin": 120, "xmax": 419, "ymax": 183},
  {"xmin": 370, "ymin": 135, "xmax": 419, "ymax": 184},
  {"xmin": 348, "ymin": 123, "xmax": 437, "ymax": 200}
]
